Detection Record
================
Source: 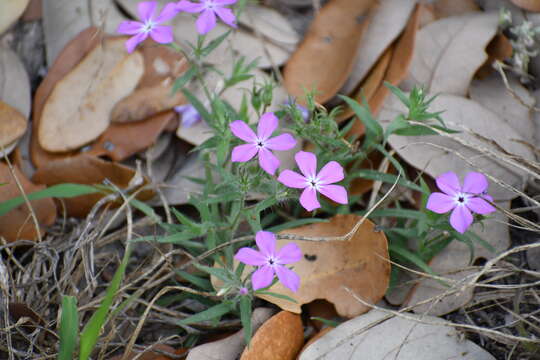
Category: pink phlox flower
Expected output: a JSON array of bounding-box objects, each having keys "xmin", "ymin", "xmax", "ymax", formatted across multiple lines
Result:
[
  {"xmin": 175, "ymin": 104, "xmax": 201, "ymax": 127},
  {"xmin": 278, "ymin": 151, "xmax": 348, "ymax": 211},
  {"xmin": 426, "ymin": 171, "xmax": 496, "ymax": 234},
  {"xmin": 234, "ymin": 231, "xmax": 302, "ymax": 292},
  {"xmin": 176, "ymin": 0, "xmax": 237, "ymax": 35},
  {"xmin": 117, "ymin": 1, "xmax": 178, "ymax": 53},
  {"xmin": 229, "ymin": 112, "xmax": 297, "ymax": 175}
]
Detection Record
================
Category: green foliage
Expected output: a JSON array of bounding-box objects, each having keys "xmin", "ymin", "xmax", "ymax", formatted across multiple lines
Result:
[{"xmin": 58, "ymin": 296, "xmax": 79, "ymax": 360}]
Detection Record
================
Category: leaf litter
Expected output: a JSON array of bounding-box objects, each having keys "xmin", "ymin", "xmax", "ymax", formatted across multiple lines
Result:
[{"xmin": 1, "ymin": 0, "xmax": 540, "ymax": 359}]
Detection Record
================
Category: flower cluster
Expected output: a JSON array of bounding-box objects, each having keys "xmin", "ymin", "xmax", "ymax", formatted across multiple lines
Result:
[
  {"xmin": 235, "ymin": 231, "xmax": 302, "ymax": 292},
  {"xmin": 230, "ymin": 112, "xmax": 349, "ymax": 211},
  {"xmin": 117, "ymin": 0, "xmax": 238, "ymax": 53},
  {"xmin": 426, "ymin": 171, "xmax": 496, "ymax": 233}
]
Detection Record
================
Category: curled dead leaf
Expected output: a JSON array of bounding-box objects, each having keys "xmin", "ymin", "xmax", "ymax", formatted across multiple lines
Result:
[
  {"xmin": 240, "ymin": 311, "xmax": 304, "ymax": 360},
  {"xmin": 31, "ymin": 155, "xmax": 153, "ymax": 218},
  {"xmin": 340, "ymin": 0, "xmax": 417, "ymax": 96},
  {"xmin": 111, "ymin": 43, "xmax": 189, "ymax": 123},
  {"xmin": 0, "ymin": 45, "xmax": 31, "ymax": 119},
  {"xmin": 0, "ymin": 162, "xmax": 56, "ymax": 242},
  {"xmin": 431, "ymin": 0, "xmax": 480, "ymax": 18},
  {"xmin": 39, "ymin": 37, "xmax": 144, "ymax": 152},
  {"xmin": 283, "ymin": 0, "xmax": 373, "ymax": 104},
  {"xmin": 0, "ymin": 101, "xmax": 27, "ymax": 156},
  {"xmin": 110, "ymin": 344, "xmax": 183, "ymax": 360}
]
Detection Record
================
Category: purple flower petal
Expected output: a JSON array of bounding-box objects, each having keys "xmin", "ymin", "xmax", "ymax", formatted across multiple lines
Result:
[
  {"xmin": 435, "ymin": 172, "xmax": 461, "ymax": 196},
  {"xmin": 149, "ymin": 25, "xmax": 174, "ymax": 43},
  {"xmin": 318, "ymin": 184, "xmax": 348, "ymax": 205},
  {"xmin": 176, "ymin": 0, "xmax": 205, "ymax": 12},
  {"xmin": 426, "ymin": 192, "xmax": 456, "ymax": 214},
  {"xmin": 466, "ymin": 197, "xmax": 496, "ymax": 215},
  {"xmin": 255, "ymin": 231, "xmax": 276, "ymax": 257},
  {"xmin": 257, "ymin": 112, "xmax": 278, "ymax": 141},
  {"xmin": 462, "ymin": 172, "xmax": 488, "ymax": 194},
  {"xmin": 450, "ymin": 205, "xmax": 473, "ymax": 234},
  {"xmin": 125, "ymin": 32, "xmax": 148, "ymax": 53},
  {"xmin": 251, "ymin": 265, "xmax": 275, "ymax": 290},
  {"xmin": 300, "ymin": 186, "xmax": 320, "ymax": 211},
  {"xmin": 230, "ymin": 120, "xmax": 256, "ymax": 142},
  {"xmin": 278, "ymin": 170, "xmax": 307, "ymax": 189},
  {"xmin": 214, "ymin": 6, "xmax": 237, "ymax": 28},
  {"xmin": 196, "ymin": 9, "xmax": 217, "ymax": 34},
  {"xmin": 155, "ymin": 2, "xmax": 179, "ymax": 22},
  {"xmin": 275, "ymin": 265, "xmax": 300, "ymax": 292},
  {"xmin": 295, "ymin": 151, "xmax": 317, "ymax": 178},
  {"xmin": 214, "ymin": 0, "xmax": 237, "ymax": 4},
  {"xmin": 482, "ymin": 194, "xmax": 494, "ymax": 202},
  {"xmin": 258, "ymin": 148, "xmax": 280, "ymax": 175},
  {"xmin": 231, "ymin": 144, "xmax": 258, "ymax": 162},
  {"xmin": 175, "ymin": 105, "xmax": 201, "ymax": 127},
  {"xmin": 138, "ymin": 1, "xmax": 157, "ymax": 21},
  {"xmin": 117, "ymin": 20, "xmax": 143, "ymax": 35},
  {"xmin": 276, "ymin": 243, "xmax": 302, "ymax": 264},
  {"xmin": 265, "ymin": 134, "xmax": 296, "ymax": 151},
  {"xmin": 317, "ymin": 161, "xmax": 344, "ymax": 185},
  {"xmin": 234, "ymin": 247, "xmax": 267, "ymax": 266}
]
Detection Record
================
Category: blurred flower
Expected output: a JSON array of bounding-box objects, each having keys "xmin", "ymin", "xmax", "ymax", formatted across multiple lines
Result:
[
  {"xmin": 174, "ymin": 104, "xmax": 201, "ymax": 127},
  {"xmin": 176, "ymin": 0, "xmax": 237, "ymax": 35},
  {"xmin": 235, "ymin": 231, "xmax": 302, "ymax": 292},
  {"xmin": 426, "ymin": 171, "xmax": 496, "ymax": 234},
  {"xmin": 230, "ymin": 112, "xmax": 296, "ymax": 175},
  {"xmin": 278, "ymin": 151, "xmax": 348, "ymax": 211},
  {"xmin": 285, "ymin": 100, "xmax": 309, "ymax": 122},
  {"xmin": 238, "ymin": 287, "xmax": 249, "ymax": 295},
  {"xmin": 117, "ymin": 1, "xmax": 178, "ymax": 53}
]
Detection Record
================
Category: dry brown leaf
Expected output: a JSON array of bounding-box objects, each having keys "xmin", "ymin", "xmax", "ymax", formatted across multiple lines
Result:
[
  {"xmin": 249, "ymin": 215, "xmax": 389, "ymax": 317},
  {"xmin": 240, "ymin": 311, "xmax": 304, "ymax": 360},
  {"xmin": 343, "ymin": 4, "xmax": 421, "ymax": 139},
  {"xmin": 432, "ymin": 0, "xmax": 480, "ymax": 18},
  {"xmin": 404, "ymin": 202, "xmax": 511, "ymax": 315},
  {"xmin": 0, "ymin": 162, "xmax": 56, "ymax": 242},
  {"xmin": 402, "ymin": 12, "xmax": 499, "ymax": 96},
  {"xmin": 186, "ymin": 308, "xmax": 274, "ymax": 360},
  {"xmin": 336, "ymin": 46, "xmax": 393, "ymax": 123},
  {"xmin": 299, "ymin": 310, "xmax": 496, "ymax": 359},
  {"xmin": 340, "ymin": 0, "xmax": 417, "ymax": 96},
  {"xmin": 39, "ymin": 37, "xmax": 144, "ymax": 152},
  {"xmin": 510, "ymin": 0, "xmax": 540, "ymax": 11},
  {"xmin": 379, "ymin": 93, "xmax": 535, "ymax": 199},
  {"xmin": 111, "ymin": 42, "xmax": 189, "ymax": 123},
  {"xmin": 31, "ymin": 155, "xmax": 153, "ymax": 218},
  {"xmin": 0, "ymin": 0, "xmax": 30, "ymax": 35},
  {"xmin": 89, "ymin": 0, "xmax": 128, "ymax": 34},
  {"xmin": 0, "ymin": 101, "xmax": 27, "ymax": 154},
  {"xmin": 283, "ymin": 0, "xmax": 373, "ymax": 104},
  {"xmin": 22, "ymin": 0, "xmax": 42, "ymax": 22},
  {"xmin": 0, "ymin": 45, "xmax": 31, "ymax": 119},
  {"xmin": 469, "ymin": 72, "xmax": 536, "ymax": 144},
  {"xmin": 306, "ymin": 300, "xmax": 339, "ymax": 331},
  {"xmin": 238, "ymin": 5, "xmax": 299, "ymax": 49}
]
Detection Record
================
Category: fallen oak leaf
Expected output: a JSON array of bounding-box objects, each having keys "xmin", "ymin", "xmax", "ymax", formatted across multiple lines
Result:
[
  {"xmin": 31, "ymin": 155, "xmax": 153, "ymax": 218},
  {"xmin": 283, "ymin": 0, "xmax": 374, "ymax": 104},
  {"xmin": 0, "ymin": 45, "xmax": 31, "ymax": 119},
  {"xmin": 510, "ymin": 0, "xmax": 540, "ymax": 11},
  {"xmin": 0, "ymin": 162, "xmax": 56, "ymax": 242},
  {"xmin": 0, "ymin": 101, "xmax": 28, "ymax": 157},
  {"xmin": 39, "ymin": 36, "xmax": 144, "ymax": 152},
  {"xmin": 0, "ymin": 0, "xmax": 30, "ymax": 35},
  {"xmin": 340, "ymin": 0, "xmax": 418, "ymax": 96}
]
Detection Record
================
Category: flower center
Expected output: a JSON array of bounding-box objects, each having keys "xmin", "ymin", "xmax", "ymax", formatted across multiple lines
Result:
[
  {"xmin": 455, "ymin": 193, "xmax": 469, "ymax": 205},
  {"xmin": 254, "ymin": 138, "xmax": 266, "ymax": 149},
  {"xmin": 306, "ymin": 176, "xmax": 320, "ymax": 190},
  {"xmin": 266, "ymin": 256, "xmax": 278, "ymax": 267},
  {"xmin": 142, "ymin": 20, "xmax": 155, "ymax": 33},
  {"xmin": 204, "ymin": 0, "xmax": 216, "ymax": 9}
]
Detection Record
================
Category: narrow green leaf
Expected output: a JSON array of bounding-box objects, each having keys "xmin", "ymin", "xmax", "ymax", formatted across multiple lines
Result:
[
  {"xmin": 239, "ymin": 296, "xmax": 252, "ymax": 345},
  {"xmin": 182, "ymin": 88, "xmax": 212, "ymax": 122},
  {"xmin": 176, "ymin": 270, "xmax": 213, "ymax": 291},
  {"xmin": 201, "ymin": 31, "xmax": 231, "ymax": 57},
  {"xmin": 178, "ymin": 302, "xmax": 232, "ymax": 325},
  {"xmin": 0, "ymin": 184, "xmax": 100, "ymax": 217},
  {"xmin": 58, "ymin": 296, "xmax": 79, "ymax": 360},
  {"xmin": 267, "ymin": 218, "xmax": 328, "ymax": 233},
  {"xmin": 172, "ymin": 66, "xmax": 197, "ymax": 94},
  {"xmin": 339, "ymin": 95, "xmax": 383, "ymax": 140},
  {"xmin": 255, "ymin": 291, "xmax": 297, "ymax": 303},
  {"xmin": 79, "ymin": 248, "xmax": 131, "ymax": 360}
]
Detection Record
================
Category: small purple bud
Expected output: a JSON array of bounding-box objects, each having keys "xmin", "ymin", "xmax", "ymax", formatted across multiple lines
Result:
[
  {"xmin": 239, "ymin": 287, "xmax": 248, "ymax": 295},
  {"xmin": 175, "ymin": 104, "xmax": 202, "ymax": 127}
]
